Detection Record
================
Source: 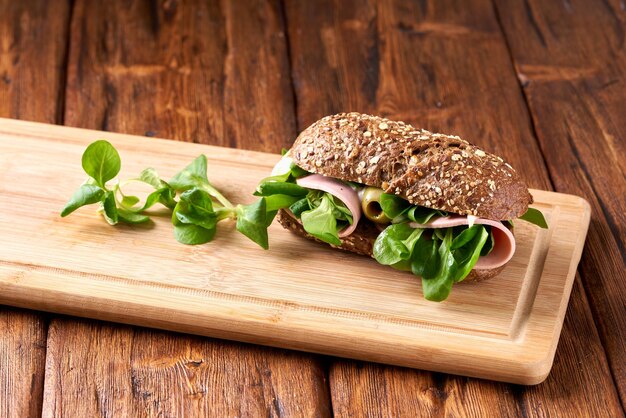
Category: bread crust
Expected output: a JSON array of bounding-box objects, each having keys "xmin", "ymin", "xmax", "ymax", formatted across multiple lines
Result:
[
  {"xmin": 291, "ymin": 112, "xmax": 532, "ymax": 221},
  {"xmin": 276, "ymin": 209, "xmax": 506, "ymax": 283}
]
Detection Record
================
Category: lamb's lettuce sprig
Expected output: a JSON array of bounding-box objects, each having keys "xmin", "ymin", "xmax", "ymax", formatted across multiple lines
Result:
[
  {"xmin": 293, "ymin": 191, "xmax": 353, "ymax": 246},
  {"xmin": 60, "ymin": 140, "xmax": 161, "ymax": 225},
  {"xmin": 518, "ymin": 207, "xmax": 548, "ymax": 228},
  {"xmin": 251, "ymin": 155, "xmax": 353, "ymax": 247},
  {"xmin": 373, "ymin": 191, "xmax": 546, "ymax": 301},
  {"xmin": 373, "ymin": 222, "xmax": 491, "ymax": 301},
  {"xmin": 61, "ymin": 140, "xmax": 291, "ymax": 249},
  {"xmin": 380, "ymin": 193, "xmax": 448, "ymax": 224},
  {"xmin": 236, "ymin": 156, "xmax": 311, "ymax": 248}
]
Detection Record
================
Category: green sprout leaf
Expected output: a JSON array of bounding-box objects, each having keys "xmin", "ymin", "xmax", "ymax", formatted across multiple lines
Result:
[
  {"xmin": 120, "ymin": 195, "xmax": 140, "ymax": 208},
  {"xmin": 409, "ymin": 234, "xmax": 438, "ymax": 278},
  {"xmin": 420, "ymin": 229, "xmax": 458, "ymax": 302},
  {"xmin": 380, "ymin": 193, "xmax": 411, "ymax": 219},
  {"xmin": 141, "ymin": 187, "xmax": 177, "ymax": 211},
  {"xmin": 173, "ymin": 223, "xmax": 216, "ymax": 245},
  {"xmin": 289, "ymin": 198, "xmax": 310, "ymax": 217},
  {"xmin": 171, "ymin": 188, "xmax": 218, "ymax": 245},
  {"xmin": 407, "ymin": 206, "xmax": 446, "ymax": 224},
  {"xmin": 173, "ymin": 188, "xmax": 217, "ymax": 231},
  {"xmin": 169, "ymin": 155, "xmax": 233, "ymax": 208},
  {"xmin": 452, "ymin": 226, "xmax": 489, "ymax": 282},
  {"xmin": 263, "ymin": 194, "xmax": 301, "ymax": 212},
  {"xmin": 480, "ymin": 230, "xmax": 494, "ymax": 256},
  {"xmin": 519, "ymin": 207, "xmax": 548, "ymax": 228},
  {"xmin": 255, "ymin": 181, "xmax": 308, "ymax": 197},
  {"xmin": 373, "ymin": 223, "xmax": 423, "ymax": 265},
  {"xmin": 300, "ymin": 194, "xmax": 342, "ymax": 246},
  {"xmin": 118, "ymin": 208, "xmax": 150, "ymax": 224},
  {"xmin": 236, "ymin": 198, "xmax": 271, "ymax": 250},
  {"xmin": 60, "ymin": 184, "xmax": 104, "ymax": 217},
  {"xmin": 380, "ymin": 193, "xmax": 445, "ymax": 224},
  {"xmin": 81, "ymin": 140, "xmax": 121, "ymax": 187},
  {"xmin": 63, "ymin": 143, "xmax": 251, "ymax": 246},
  {"xmin": 101, "ymin": 191, "xmax": 119, "ymax": 225},
  {"xmin": 169, "ymin": 155, "xmax": 209, "ymax": 191},
  {"xmin": 138, "ymin": 168, "xmax": 166, "ymax": 189},
  {"xmin": 451, "ymin": 225, "xmax": 480, "ymax": 249}
]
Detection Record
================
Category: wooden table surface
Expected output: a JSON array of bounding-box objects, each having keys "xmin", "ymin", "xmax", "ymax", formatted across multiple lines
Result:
[{"xmin": 0, "ymin": 0, "xmax": 623, "ymax": 416}]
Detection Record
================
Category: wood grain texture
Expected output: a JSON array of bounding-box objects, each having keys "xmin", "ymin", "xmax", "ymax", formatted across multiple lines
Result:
[
  {"xmin": 0, "ymin": 308, "xmax": 47, "ymax": 418},
  {"xmin": 285, "ymin": 0, "xmax": 622, "ymax": 415},
  {"xmin": 330, "ymin": 366, "xmax": 523, "ymax": 417},
  {"xmin": 493, "ymin": 0, "xmax": 626, "ymax": 405},
  {"xmin": 0, "ymin": 119, "xmax": 589, "ymax": 385},
  {"xmin": 0, "ymin": 0, "xmax": 69, "ymax": 416},
  {"xmin": 0, "ymin": 0, "xmax": 69, "ymax": 123},
  {"xmin": 65, "ymin": 0, "xmax": 295, "ymax": 152},
  {"xmin": 42, "ymin": 0, "xmax": 329, "ymax": 415},
  {"xmin": 42, "ymin": 318, "xmax": 329, "ymax": 417}
]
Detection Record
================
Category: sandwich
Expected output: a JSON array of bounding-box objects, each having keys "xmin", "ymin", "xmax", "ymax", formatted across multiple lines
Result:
[{"xmin": 254, "ymin": 112, "xmax": 547, "ymax": 301}]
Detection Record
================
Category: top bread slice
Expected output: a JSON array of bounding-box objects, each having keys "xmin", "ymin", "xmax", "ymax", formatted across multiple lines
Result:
[{"xmin": 291, "ymin": 112, "xmax": 532, "ymax": 221}]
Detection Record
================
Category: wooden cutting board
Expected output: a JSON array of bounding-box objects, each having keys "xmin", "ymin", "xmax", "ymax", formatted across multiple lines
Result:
[{"xmin": 0, "ymin": 118, "xmax": 590, "ymax": 385}]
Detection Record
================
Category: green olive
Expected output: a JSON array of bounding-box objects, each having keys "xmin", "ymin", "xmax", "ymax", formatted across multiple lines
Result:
[{"xmin": 361, "ymin": 187, "xmax": 391, "ymax": 224}]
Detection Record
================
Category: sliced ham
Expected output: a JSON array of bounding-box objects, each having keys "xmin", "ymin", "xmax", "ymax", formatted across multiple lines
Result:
[
  {"xmin": 296, "ymin": 174, "xmax": 361, "ymax": 238},
  {"xmin": 409, "ymin": 216, "xmax": 515, "ymax": 270},
  {"xmin": 292, "ymin": 173, "xmax": 513, "ymax": 268}
]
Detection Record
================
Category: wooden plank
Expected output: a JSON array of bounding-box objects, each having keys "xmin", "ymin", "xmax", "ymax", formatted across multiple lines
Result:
[
  {"xmin": 0, "ymin": 119, "xmax": 590, "ymax": 384},
  {"xmin": 42, "ymin": 0, "xmax": 330, "ymax": 415},
  {"xmin": 330, "ymin": 366, "xmax": 522, "ymax": 417},
  {"xmin": 493, "ymin": 0, "xmax": 626, "ymax": 405},
  {"xmin": 0, "ymin": 0, "xmax": 69, "ymax": 123},
  {"xmin": 0, "ymin": 0, "xmax": 70, "ymax": 416},
  {"xmin": 0, "ymin": 308, "xmax": 47, "ymax": 418},
  {"xmin": 64, "ymin": 0, "xmax": 295, "ymax": 152},
  {"xmin": 285, "ymin": 0, "xmax": 623, "ymax": 415},
  {"xmin": 42, "ymin": 318, "xmax": 329, "ymax": 417}
]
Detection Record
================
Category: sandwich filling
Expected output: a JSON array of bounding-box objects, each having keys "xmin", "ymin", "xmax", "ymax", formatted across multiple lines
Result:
[{"xmin": 256, "ymin": 153, "xmax": 546, "ymax": 301}]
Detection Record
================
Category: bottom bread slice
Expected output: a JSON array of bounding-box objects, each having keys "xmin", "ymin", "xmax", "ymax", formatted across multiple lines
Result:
[{"xmin": 276, "ymin": 209, "xmax": 505, "ymax": 283}]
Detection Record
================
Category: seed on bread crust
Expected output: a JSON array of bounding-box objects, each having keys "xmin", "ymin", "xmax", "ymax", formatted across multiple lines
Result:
[{"xmin": 291, "ymin": 112, "xmax": 532, "ymax": 220}]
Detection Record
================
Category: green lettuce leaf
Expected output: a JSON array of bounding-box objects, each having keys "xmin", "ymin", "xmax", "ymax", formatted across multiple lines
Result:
[
  {"xmin": 380, "ymin": 193, "xmax": 446, "ymax": 224},
  {"xmin": 60, "ymin": 184, "xmax": 105, "ymax": 217},
  {"xmin": 289, "ymin": 198, "xmax": 310, "ymax": 217},
  {"xmin": 374, "ymin": 221, "xmax": 493, "ymax": 302},
  {"xmin": 518, "ymin": 207, "xmax": 548, "ymax": 228},
  {"xmin": 373, "ymin": 223, "xmax": 424, "ymax": 265},
  {"xmin": 255, "ymin": 181, "xmax": 308, "ymax": 197},
  {"xmin": 236, "ymin": 198, "xmax": 271, "ymax": 249},
  {"xmin": 171, "ymin": 188, "xmax": 217, "ymax": 245},
  {"xmin": 452, "ymin": 225, "xmax": 489, "ymax": 282},
  {"xmin": 380, "ymin": 193, "xmax": 411, "ymax": 219},
  {"xmin": 420, "ymin": 229, "xmax": 458, "ymax": 301},
  {"xmin": 300, "ymin": 194, "xmax": 342, "ymax": 246}
]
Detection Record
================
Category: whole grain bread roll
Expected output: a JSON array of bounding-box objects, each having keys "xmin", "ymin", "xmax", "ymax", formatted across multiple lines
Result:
[
  {"xmin": 280, "ymin": 112, "xmax": 529, "ymax": 283},
  {"xmin": 291, "ymin": 112, "xmax": 532, "ymax": 220}
]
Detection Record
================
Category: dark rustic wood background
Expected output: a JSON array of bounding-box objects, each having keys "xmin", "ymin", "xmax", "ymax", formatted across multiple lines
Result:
[{"xmin": 0, "ymin": 0, "xmax": 624, "ymax": 416}]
